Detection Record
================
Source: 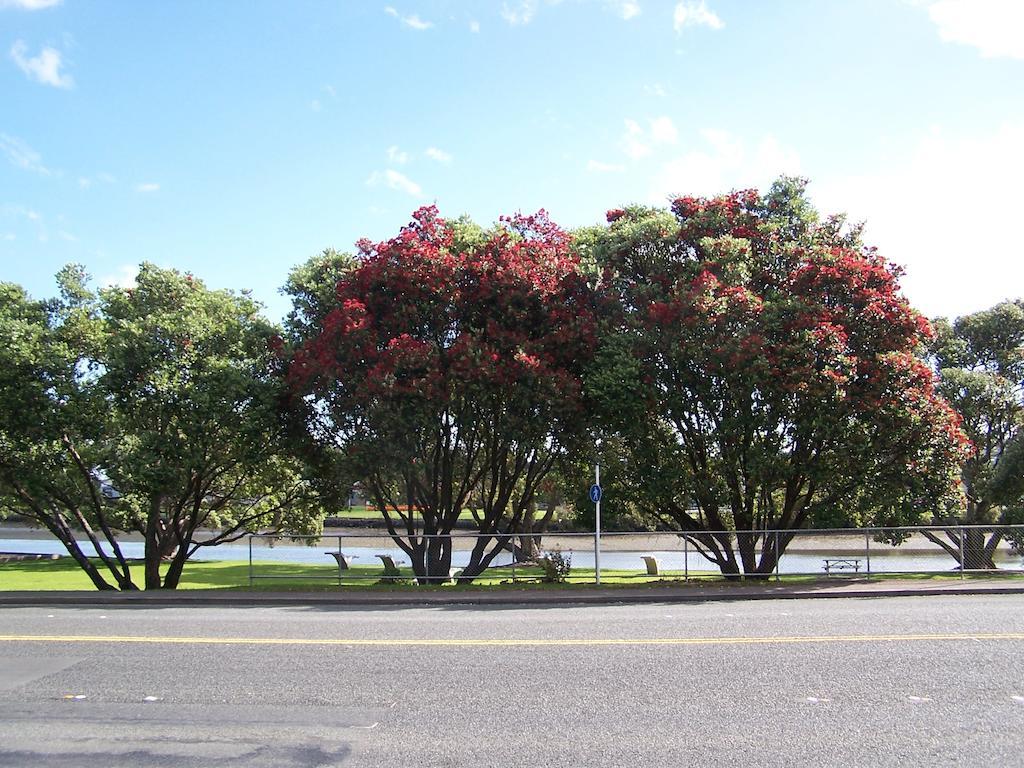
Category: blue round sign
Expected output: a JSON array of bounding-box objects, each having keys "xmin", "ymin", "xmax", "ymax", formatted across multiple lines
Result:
[{"xmin": 589, "ymin": 484, "xmax": 602, "ymax": 503}]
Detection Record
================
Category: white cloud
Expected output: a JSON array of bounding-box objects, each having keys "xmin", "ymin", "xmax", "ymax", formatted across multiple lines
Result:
[
  {"xmin": 501, "ymin": 0, "xmax": 537, "ymax": 25},
  {"xmin": 58, "ymin": 230, "xmax": 77, "ymax": 242},
  {"xmin": 500, "ymin": 0, "xmax": 639, "ymax": 27},
  {"xmin": 135, "ymin": 182, "xmax": 160, "ymax": 192},
  {"xmin": 0, "ymin": 133, "xmax": 51, "ymax": 174},
  {"xmin": 613, "ymin": 0, "xmax": 641, "ymax": 20},
  {"xmin": 0, "ymin": 0, "xmax": 61, "ymax": 8},
  {"xmin": 386, "ymin": 145, "xmax": 409, "ymax": 164},
  {"xmin": 469, "ymin": 19, "xmax": 481, "ymax": 32},
  {"xmin": 647, "ymin": 129, "xmax": 800, "ymax": 202},
  {"xmin": 650, "ymin": 116, "xmax": 678, "ymax": 144},
  {"xmin": 100, "ymin": 264, "xmax": 137, "ymax": 289},
  {"xmin": 97, "ymin": 172, "xmax": 116, "ymax": 183},
  {"xmin": 77, "ymin": 177, "xmax": 91, "ymax": 189},
  {"xmin": 622, "ymin": 119, "xmax": 650, "ymax": 159},
  {"xmin": 673, "ymin": 0, "xmax": 723, "ymax": 32},
  {"xmin": 587, "ymin": 159, "xmax": 626, "ymax": 173},
  {"xmin": 927, "ymin": 0, "xmax": 1024, "ymax": 59},
  {"xmin": 644, "ymin": 83, "xmax": 667, "ymax": 98},
  {"xmin": 10, "ymin": 40, "xmax": 73, "ymax": 88},
  {"xmin": 621, "ymin": 116, "xmax": 678, "ymax": 160},
  {"xmin": 324, "ymin": 84, "xmax": 337, "ymax": 98},
  {"xmin": 1, "ymin": 233, "xmax": 15, "ymax": 241},
  {"xmin": 425, "ymin": 146, "xmax": 452, "ymax": 163},
  {"xmin": 813, "ymin": 122, "xmax": 1024, "ymax": 319},
  {"xmin": 402, "ymin": 13, "xmax": 432, "ymax": 30},
  {"xmin": 384, "ymin": 6, "xmax": 434, "ymax": 30},
  {"xmin": 311, "ymin": 99, "xmax": 322, "ymax": 112},
  {"xmin": 366, "ymin": 169, "xmax": 423, "ymax": 197},
  {"xmin": 699, "ymin": 128, "xmax": 743, "ymax": 165}
]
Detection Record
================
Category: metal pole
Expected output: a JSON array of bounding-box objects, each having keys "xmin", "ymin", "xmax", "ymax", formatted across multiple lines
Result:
[
  {"xmin": 865, "ymin": 529, "xmax": 871, "ymax": 580},
  {"xmin": 959, "ymin": 526, "xmax": 965, "ymax": 580},
  {"xmin": 248, "ymin": 535, "xmax": 253, "ymax": 587},
  {"xmin": 338, "ymin": 535, "xmax": 343, "ymax": 587},
  {"xmin": 684, "ymin": 536, "xmax": 688, "ymax": 582},
  {"xmin": 594, "ymin": 462, "xmax": 601, "ymax": 585}
]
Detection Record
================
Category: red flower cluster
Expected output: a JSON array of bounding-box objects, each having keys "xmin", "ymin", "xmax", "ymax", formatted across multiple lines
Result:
[{"xmin": 289, "ymin": 206, "xmax": 598, "ymax": 430}]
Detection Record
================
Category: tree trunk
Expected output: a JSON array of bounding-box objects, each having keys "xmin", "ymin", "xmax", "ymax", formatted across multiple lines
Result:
[
  {"xmin": 157, "ymin": 533, "xmax": 179, "ymax": 561},
  {"xmin": 736, "ymin": 530, "xmax": 759, "ymax": 575},
  {"xmin": 143, "ymin": 495, "xmax": 163, "ymax": 590},
  {"xmin": 719, "ymin": 559, "xmax": 742, "ymax": 581},
  {"xmin": 46, "ymin": 522, "xmax": 118, "ymax": 591},
  {"xmin": 420, "ymin": 535, "xmax": 452, "ymax": 584},
  {"xmin": 513, "ymin": 498, "xmax": 555, "ymax": 561},
  {"xmin": 750, "ymin": 540, "xmax": 780, "ymax": 580},
  {"xmin": 161, "ymin": 546, "xmax": 190, "ymax": 589},
  {"xmin": 408, "ymin": 540, "xmax": 427, "ymax": 582},
  {"xmin": 516, "ymin": 500, "xmax": 540, "ymax": 561},
  {"xmin": 458, "ymin": 534, "xmax": 516, "ymax": 584},
  {"xmin": 961, "ymin": 528, "xmax": 998, "ymax": 570}
]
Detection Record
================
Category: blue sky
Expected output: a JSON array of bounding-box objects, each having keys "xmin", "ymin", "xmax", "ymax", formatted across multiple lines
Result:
[{"xmin": 2, "ymin": 0, "xmax": 1022, "ymax": 323}]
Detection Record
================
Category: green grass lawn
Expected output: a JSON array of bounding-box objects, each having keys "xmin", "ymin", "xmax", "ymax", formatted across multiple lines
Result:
[
  {"xmin": 0, "ymin": 557, "xmax": 709, "ymax": 591},
  {"xmin": 2, "ymin": 556, "xmax": 1022, "ymax": 592}
]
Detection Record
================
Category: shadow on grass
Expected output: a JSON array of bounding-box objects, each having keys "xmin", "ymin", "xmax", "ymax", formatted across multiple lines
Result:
[{"xmin": 3, "ymin": 556, "xmax": 1023, "ymax": 601}]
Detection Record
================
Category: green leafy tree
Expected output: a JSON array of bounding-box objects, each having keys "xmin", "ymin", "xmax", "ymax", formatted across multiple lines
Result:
[
  {"xmin": 587, "ymin": 179, "xmax": 970, "ymax": 578},
  {"xmin": 0, "ymin": 271, "xmax": 132, "ymax": 590},
  {"xmin": 282, "ymin": 248, "xmax": 358, "ymax": 344},
  {"xmin": 0, "ymin": 264, "xmax": 325, "ymax": 590},
  {"xmin": 928, "ymin": 301, "xmax": 1024, "ymax": 567}
]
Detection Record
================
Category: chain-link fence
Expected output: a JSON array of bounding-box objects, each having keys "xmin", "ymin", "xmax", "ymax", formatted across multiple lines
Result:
[{"xmin": 245, "ymin": 525, "xmax": 1024, "ymax": 586}]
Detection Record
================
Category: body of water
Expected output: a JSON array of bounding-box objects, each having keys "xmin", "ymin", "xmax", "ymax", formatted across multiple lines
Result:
[{"xmin": 2, "ymin": 535, "xmax": 1021, "ymax": 575}]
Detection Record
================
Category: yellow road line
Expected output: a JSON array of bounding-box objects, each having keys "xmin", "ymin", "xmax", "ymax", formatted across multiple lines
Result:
[{"xmin": 0, "ymin": 633, "xmax": 1022, "ymax": 647}]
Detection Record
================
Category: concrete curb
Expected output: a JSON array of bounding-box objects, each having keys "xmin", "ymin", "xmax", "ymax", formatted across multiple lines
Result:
[{"xmin": 2, "ymin": 582, "xmax": 1023, "ymax": 608}]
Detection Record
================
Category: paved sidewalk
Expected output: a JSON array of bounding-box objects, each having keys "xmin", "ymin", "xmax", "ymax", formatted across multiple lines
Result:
[{"xmin": 1, "ymin": 577, "xmax": 1023, "ymax": 608}]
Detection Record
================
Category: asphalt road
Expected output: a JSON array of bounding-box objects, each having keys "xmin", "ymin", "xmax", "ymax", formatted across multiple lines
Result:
[{"xmin": 1, "ymin": 595, "xmax": 1023, "ymax": 767}]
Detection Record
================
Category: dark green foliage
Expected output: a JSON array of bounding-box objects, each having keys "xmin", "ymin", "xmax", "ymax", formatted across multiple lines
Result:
[{"xmin": 0, "ymin": 264, "xmax": 327, "ymax": 590}]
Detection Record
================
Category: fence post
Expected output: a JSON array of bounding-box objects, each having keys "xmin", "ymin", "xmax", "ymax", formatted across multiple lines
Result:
[
  {"xmin": 959, "ymin": 526, "xmax": 965, "ymax": 580},
  {"xmin": 594, "ymin": 464, "xmax": 601, "ymax": 586},
  {"xmin": 684, "ymin": 536, "xmax": 689, "ymax": 582},
  {"xmin": 248, "ymin": 535, "xmax": 253, "ymax": 587},
  {"xmin": 865, "ymin": 530, "xmax": 871, "ymax": 580},
  {"xmin": 337, "ymin": 535, "xmax": 343, "ymax": 587}
]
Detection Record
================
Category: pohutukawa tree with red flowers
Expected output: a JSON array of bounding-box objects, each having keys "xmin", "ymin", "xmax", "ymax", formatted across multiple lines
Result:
[
  {"xmin": 585, "ymin": 177, "xmax": 971, "ymax": 578},
  {"xmin": 290, "ymin": 206, "xmax": 597, "ymax": 583}
]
